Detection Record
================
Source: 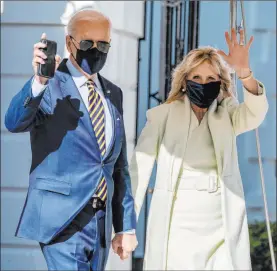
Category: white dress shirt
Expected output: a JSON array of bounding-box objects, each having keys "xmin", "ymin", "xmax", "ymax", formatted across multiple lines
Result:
[{"xmin": 31, "ymin": 60, "xmax": 135, "ymax": 235}]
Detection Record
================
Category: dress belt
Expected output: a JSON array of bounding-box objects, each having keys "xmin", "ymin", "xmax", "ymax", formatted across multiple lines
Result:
[{"xmin": 177, "ymin": 174, "xmax": 219, "ymax": 193}]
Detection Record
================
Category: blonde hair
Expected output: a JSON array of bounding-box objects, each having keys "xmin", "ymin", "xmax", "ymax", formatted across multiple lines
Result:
[{"xmin": 166, "ymin": 46, "xmax": 232, "ymax": 103}]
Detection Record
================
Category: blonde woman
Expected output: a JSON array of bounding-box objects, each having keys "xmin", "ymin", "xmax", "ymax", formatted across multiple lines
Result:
[{"xmin": 130, "ymin": 29, "xmax": 268, "ymax": 270}]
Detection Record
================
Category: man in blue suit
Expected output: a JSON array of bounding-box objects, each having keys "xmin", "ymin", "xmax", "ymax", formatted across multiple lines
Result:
[{"xmin": 5, "ymin": 9, "xmax": 137, "ymax": 270}]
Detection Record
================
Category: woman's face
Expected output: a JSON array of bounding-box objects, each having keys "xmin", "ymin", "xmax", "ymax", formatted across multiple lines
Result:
[{"xmin": 187, "ymin": 61, "xmax": 220, "ymax": 84}]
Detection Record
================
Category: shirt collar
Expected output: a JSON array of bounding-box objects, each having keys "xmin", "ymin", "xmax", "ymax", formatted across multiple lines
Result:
[{"xmin": 66, "ymin": 58, "xmax": 99, "ymax": 89}]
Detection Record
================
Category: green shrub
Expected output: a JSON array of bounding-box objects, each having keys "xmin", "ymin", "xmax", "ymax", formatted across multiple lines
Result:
[{"xmin": 249, "ymin": 221, "xmax": 277, "ymax": 271}]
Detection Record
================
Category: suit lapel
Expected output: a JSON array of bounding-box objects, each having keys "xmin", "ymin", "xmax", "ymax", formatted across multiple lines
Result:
[
  {"xmin": 97, "ymin": 74, "xmax": 116, "ymax": 158},
  {"xmin": 56, "ymin": 60, "xmax": 122, "ymax": 158},
  {"xmin": 169, "ymin": 97, "xmax": 191, "ymax": 190},
  {"xmin": 104, "ymin": 99, "xmax": 116, "ymax": 157},
  {"xmin": 56, "ymin": 61, "xmax": 96, "ymax": 141}
]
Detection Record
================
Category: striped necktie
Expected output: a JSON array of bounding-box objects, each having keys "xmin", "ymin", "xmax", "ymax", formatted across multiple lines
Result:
[{"xmin": 87, "ymin": 79, "xmax": 107, "ymax": 202}]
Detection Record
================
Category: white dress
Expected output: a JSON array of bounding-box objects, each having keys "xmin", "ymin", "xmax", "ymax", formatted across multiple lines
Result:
[{"xmin": 166, "ymin": 109, "xmax": 232, "ymax": 270}]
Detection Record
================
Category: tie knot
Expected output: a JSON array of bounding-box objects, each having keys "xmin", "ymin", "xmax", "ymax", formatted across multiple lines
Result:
[{"xmin": 86, "ymin": 79, "xmax": 97, "ymax": 90}]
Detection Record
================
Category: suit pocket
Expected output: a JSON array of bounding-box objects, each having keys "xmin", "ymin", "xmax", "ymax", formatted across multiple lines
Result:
[{"xmin": 34, "ymin": 178, "xmax": 71, "ymax": 195}]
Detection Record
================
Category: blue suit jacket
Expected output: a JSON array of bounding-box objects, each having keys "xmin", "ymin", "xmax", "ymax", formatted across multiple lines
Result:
[{"xmin": 5, "ymin": 59, "xmax": 136, "ymax": 258}]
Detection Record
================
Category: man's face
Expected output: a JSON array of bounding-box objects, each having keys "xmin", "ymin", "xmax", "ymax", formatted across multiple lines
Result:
[{"xmin": 66, "ymin": 14, "xmax": 111, "ymax": 58}]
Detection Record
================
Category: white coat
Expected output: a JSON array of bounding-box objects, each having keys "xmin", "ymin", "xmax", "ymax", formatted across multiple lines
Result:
[{"xmin": 130, "ymin": 83, "xmax": 268, "ymax": 270}]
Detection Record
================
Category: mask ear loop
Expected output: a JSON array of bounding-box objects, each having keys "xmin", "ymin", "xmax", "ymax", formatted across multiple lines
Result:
[
  {"xmin": 69, "ymin": 36, "xmax": 79, "ymax": 49},
  {"xmin": 68, "ymin": 36, "xmax": 79, "ymax": 64}
]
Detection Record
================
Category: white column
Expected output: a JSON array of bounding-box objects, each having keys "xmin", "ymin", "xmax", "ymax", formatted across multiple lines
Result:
[{"xmin": 1, "ymin": 1, "xmax": 4, "ymax": 13}]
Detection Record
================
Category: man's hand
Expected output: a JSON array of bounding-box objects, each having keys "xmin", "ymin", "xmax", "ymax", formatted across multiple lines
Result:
[
  {"xmin": 112, "ymin": 233, "xmax": 138, "ymax": 260},
  {"xmin": 32, "ymin": 33, "xmax": 61, "ymax": 85}
]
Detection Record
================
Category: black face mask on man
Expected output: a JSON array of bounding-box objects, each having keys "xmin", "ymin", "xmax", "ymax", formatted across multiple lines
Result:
[
  {"xmin": 185, "ymin": 80, "xmax": 221, "ymax": 108},
  {"xmin": 70, "ymin": 38, "xmax": 108, "ymax": 75}
]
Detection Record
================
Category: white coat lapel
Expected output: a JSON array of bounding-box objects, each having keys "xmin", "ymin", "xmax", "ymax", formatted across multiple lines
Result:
[
  {"xmin": 169, "ymin": 97, "xmax": 191, "ymax": 190},
  {"xmin": 207, "ymin": 99, "xmax": 233, "ymax": 176}
]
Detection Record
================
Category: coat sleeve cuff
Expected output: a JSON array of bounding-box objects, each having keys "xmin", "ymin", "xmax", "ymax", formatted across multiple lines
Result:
[{"xmin": 243, "ymin": 80, "xmax": 268, "ymax": 115}]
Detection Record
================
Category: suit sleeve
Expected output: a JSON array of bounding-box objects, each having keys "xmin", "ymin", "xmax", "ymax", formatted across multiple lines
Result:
[
  {"xmin": 226, "ymin": 81, "xmax": 269, "ymax": 136},
  {"xmin": 5, "ymin": 76, "xmax": 52, "ymax": 133},
  {"xmin": 112, "ymin": 89, "xmax": 137, "ymax": 233}
]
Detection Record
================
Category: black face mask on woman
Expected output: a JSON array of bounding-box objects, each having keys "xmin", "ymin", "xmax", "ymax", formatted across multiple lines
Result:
[{"xmin": 186, "ymin": 80, "xmax": 221, "ymax": 108}]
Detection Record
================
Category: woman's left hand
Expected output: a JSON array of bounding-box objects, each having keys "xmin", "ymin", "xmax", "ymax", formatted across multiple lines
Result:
[{"xmin": 217, "ymin": 28, "xmax": 254, "ymax": 78}]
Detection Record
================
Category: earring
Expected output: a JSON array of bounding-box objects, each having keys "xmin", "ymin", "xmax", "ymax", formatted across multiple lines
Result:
[{"xmin": 182, "ymin": 88, "xmax": 185, "ymax": 92}]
